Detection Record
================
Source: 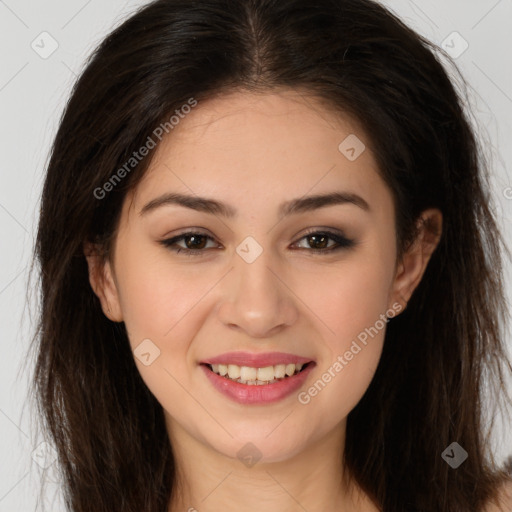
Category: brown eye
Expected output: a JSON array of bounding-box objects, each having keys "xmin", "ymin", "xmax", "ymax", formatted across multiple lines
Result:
[
  {"xmin": 159, "ymin": 231, "xmax": 218, "ymax": 256},
  {"xmin": 293, "ymin": 230, "xmax": 355, "ymax": 253}
]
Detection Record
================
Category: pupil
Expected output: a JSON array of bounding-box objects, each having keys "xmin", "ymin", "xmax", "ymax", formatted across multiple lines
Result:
[
  {"xmin": 309, "ymin": 234, "xmax": 327, "ymax": 249},
  {"xmin": 186, "ymin": 235, "xmax": 206, "ymax": 249}
]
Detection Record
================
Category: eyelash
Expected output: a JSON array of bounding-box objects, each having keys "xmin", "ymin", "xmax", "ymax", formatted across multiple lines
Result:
[{"xmin": 159, "ymin": 229, "xmax": 356, "ymax": 257}]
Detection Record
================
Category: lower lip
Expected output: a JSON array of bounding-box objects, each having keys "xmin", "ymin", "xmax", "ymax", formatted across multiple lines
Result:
[{"xmin": 200, "ymin": 363, "xmax": 315, "ymax": 404}]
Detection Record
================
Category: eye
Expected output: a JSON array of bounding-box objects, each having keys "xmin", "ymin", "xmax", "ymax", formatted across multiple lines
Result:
[
  {"xmin": 292, "ymin": 229, "xmax": 356, "ymax": 254},
  {"xmin": 159, "ymin": 229, "xmax": 356, "ymax": 257},
  {"xmin": 159, "ymin": 231, "xmax": 218, "ymax": 256}
]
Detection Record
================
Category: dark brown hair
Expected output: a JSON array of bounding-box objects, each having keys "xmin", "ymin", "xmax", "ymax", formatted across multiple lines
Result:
[{"xmin": 26, "ymin": 0, "xmax": 512, "ymax": 510}]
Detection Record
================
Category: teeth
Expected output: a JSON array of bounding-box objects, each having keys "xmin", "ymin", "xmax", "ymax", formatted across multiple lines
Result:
[
  {"xmin": 227, "ymin": 364, "xmax": 241, "ymax": 379},
  {"xmin": 274, "ymin": 364, "xmax": 286, "ymax": 378},
  {"xmin": 256, "ymin": 366, "xmax": 274, "ymax": 381},
  {"xmin": 285, "ymin": 363, "xmax": 295, "ymax": 376},
  {"xmin": 208, "ymin": 362, "xmax": 307, "ymax": 384},
  {"xmin": 240, "ymin": 366, "xmax": 257, "ymax": 381}
]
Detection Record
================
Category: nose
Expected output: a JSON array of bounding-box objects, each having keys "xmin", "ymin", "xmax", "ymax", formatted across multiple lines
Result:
[{"xmin": 216, "ymin": 246, "xmax": 299, "ymax": 339}]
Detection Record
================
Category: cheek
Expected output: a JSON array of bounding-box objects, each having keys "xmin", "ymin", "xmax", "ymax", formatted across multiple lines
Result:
[
  {"xmin": 114, "ymin": 241, "xmax": 210, "ymax": 343},
  {"xmin": 306, "ymin": 253, "xmax": 394, "ymax": 347},
  {"xmin": 113, "ymin": 244, "xmax": 211, "ymax": 407},
  {"xmin": 298, "ymin": 253, "xmax": 394, "ymax": 412}
]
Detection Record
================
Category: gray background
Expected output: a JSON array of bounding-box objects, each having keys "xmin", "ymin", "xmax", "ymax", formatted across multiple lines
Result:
[{"xmin": 1, "ymin": 0, "xmax": 511, "ymax": 510}]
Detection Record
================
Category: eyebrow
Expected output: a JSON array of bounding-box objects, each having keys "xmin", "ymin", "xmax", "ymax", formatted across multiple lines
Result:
[{"xmin": 139, "ymin": 190, "xmax": 370, "ymax": 218}]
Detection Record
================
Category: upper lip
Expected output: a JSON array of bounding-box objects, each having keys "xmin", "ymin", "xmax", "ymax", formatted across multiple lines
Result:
[{"xmin": 200, "ymin": 351, "xmax": 314, "ymax": 367}]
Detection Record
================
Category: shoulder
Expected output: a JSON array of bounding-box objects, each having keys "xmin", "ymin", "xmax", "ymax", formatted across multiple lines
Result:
[{"xmin": 484, "ymin": 479, "xmax": 512, "ymax": 512}]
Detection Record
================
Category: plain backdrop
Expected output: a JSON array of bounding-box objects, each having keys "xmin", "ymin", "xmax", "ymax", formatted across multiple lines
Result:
[{"xmin": 0, "ymin": 0, "xmax": 511, "ymax": 510}]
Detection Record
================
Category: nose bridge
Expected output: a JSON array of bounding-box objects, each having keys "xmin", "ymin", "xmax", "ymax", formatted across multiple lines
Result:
[{"xmin": 216, "ymin": 236, "xmax": 298, "ymax": 337}]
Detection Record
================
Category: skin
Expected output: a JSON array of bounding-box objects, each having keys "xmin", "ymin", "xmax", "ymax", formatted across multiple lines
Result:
[
  {"xmin": 85, "ymin": 89, "xmax": 443, "ymax": 511},
  {"xmin": 487, "ymin": 482, "xmax": 512, "ymax": 512}
]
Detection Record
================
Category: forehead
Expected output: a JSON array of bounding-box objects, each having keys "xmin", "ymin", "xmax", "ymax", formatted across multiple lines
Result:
[
  {"xmin": 151, "ymin": 89, "xmax": 367, "ymax": 165},
  {"xmin": 124, "ymin": 89, "xmax": 393, "ymax": 223}
]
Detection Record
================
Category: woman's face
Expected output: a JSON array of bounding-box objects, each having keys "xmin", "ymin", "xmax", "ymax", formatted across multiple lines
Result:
[{"xmin": 88, "ymin": 89, "xmax": 431, "ymax": 463}]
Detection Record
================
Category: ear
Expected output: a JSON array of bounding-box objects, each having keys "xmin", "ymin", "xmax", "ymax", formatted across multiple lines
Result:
[
  {"xmin": 388, "ymin": 208, "xmax": 443, "ymax": 312},
  {"xmin": 83, "ymin": 242, "xmax": 123, "ymax": 322}
]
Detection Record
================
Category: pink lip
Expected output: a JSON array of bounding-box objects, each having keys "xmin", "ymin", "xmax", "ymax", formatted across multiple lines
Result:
[
  {"xmin": 200, "ymin": 362, "xmax": 316, "ymax": 404},
  {"xmin": 200, "ymin": 351, "xmax": 314, "ymax": 367}
]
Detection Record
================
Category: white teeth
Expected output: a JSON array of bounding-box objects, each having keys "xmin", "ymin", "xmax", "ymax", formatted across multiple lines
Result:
[
  {"xmin": 240, "ymin": 366, "xmax": 257, "ymax": 381},
  {"xmin": 274, "ymin": 364, "xmax": 286, "ymax": 378},
  {"xmin": 256, "ymin": 366, "xmax": 275, "ymax": 381},
  {"xmin": 285, "ymin": 363, "xmax": 295, "ymax": 376},
  {"xmin": 208, "ymin": 362, "xmax": 308, "ymax": 384},
  {"xmin": 227, "ymin": 364, "xmax": 241, "ymax": 379}
]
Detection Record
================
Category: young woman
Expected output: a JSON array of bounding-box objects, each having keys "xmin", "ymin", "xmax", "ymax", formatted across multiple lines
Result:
[{"xmin": 28, "ymin": 0, "xmax": 512, "ymax": 510}]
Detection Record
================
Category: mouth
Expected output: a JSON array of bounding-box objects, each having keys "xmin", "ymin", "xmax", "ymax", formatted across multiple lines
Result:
[{"xmin": 201, "ymin": 361, "xmax": 313, "ymax": 386}]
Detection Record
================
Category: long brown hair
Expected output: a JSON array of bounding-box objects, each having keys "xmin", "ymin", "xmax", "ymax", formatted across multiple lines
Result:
[{"xmin": 26, "ymin": 0, "xmax": 512, "ymax": 510}]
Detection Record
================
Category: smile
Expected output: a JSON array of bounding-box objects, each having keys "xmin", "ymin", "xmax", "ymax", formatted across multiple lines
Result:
[
  {"xmin": 200, "ymin": 355, "xmax": 316, "ymax": 404},
  {"xmin": 206, "ymin": 362, "xmax": 309, "ymax": 385}
]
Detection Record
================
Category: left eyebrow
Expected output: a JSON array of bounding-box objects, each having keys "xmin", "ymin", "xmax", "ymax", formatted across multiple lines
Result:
[{"xmin": 139, "ymin": 191, "xmax": 370, "ymax": 218}]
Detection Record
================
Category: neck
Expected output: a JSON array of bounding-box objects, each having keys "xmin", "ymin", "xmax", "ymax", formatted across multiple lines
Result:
[{"xmin": 166, "ymin": 416, "xmax": 378, "ymax": 512}]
